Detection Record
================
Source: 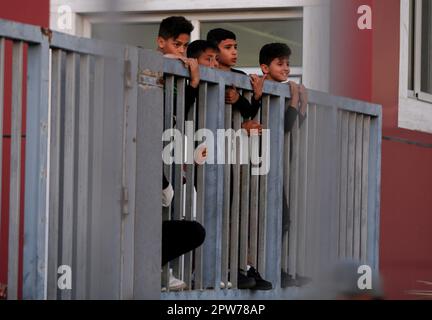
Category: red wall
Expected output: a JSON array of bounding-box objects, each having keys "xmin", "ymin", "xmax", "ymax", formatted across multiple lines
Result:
[
  {"xmin": 0, "ymin": 0, "xmax": 50, "ymax": 299},
  {"xmin": 0, "ymin": 1, "xmax": 49, "ymax": 27},
  {"xmin": 331, "ymin": 0, "xmax": 432, "ymax": 299}
]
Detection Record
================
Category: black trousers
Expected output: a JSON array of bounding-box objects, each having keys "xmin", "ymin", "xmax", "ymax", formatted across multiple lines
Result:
[{"xmin": 162, "ymin": 220, "xmax": 206, "ymax": 266}]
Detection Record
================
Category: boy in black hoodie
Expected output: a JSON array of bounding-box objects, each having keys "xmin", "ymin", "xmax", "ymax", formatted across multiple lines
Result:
[
  {"xmin": 157, "ymin": 16, "xmax": 206, "ymax": 291},
  {"xmin": 207, "ymin": 28, "xmax": 263, "ymax": 136},
  {"xmin": 207, "ymin": 28, "xmax": 272, "ymax": 291},
  {"xmin": 257, "ymin": 42, "xmax": 307, "ymax": 131}
]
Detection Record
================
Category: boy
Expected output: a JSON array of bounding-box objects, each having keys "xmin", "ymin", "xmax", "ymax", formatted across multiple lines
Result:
[
  {"xmin": 187, "ymin": 39, "xmax": 219, "ymax": 68},
  {"xmin": 207, "ymin": 28, "xmax": 263, "ymax": 136},
  {"xmin": 157, "ymin": 16, "xmax": 200, "ymax": 114},
  {"xmin": 257, "ymin": 42, "xmax": 308, "ymax": 131},
  {"xmin": 257, "ymin": 43, "xmax": 309, "ymax": 288},
  {"xmin": 157, "ymin": 16, "xmax": 206, "ymax": 291},
  {"xmin": 185, "ymin": 39, "xmax": 221, "ymax": 163},
  {"xmin": 207, "ymin": 28, "xmax": 271, "ymax": 291}
]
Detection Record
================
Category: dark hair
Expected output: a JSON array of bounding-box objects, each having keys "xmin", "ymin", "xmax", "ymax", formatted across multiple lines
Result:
[
  {"xmin": 187, "ymin": 40, "xmax": 219, "ymax": 58},
  {"xmin": 206, "ymin": 28, "xmax": 236, "ymax": 45},
  {"xmin": 158, "ymin": 16, "xmax": 194, "ymax": 40},
  {"xmin": 259, "ymin": 43, "xmax": 292, "ymax": 66}
]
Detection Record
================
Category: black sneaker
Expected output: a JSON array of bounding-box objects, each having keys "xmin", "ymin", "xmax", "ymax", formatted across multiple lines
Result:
[
  {"xmin": 237, "ymin": 269, "xmax": 256, "ymax": 289},
  {"xmin": 281, "ymin": 271, "xmax": 297, "ymax": 288},
  {"xmin": 247, "ymin": 267, "xmax": 273, "ymax": 290},
  {"xmin": 281, "ymin": 271, "xmax": 312, "ymax": 288}
]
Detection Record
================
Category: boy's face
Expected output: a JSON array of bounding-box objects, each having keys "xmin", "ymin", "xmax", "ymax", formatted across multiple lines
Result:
[
  {"xmin": 157, "ymin": 33, "xmax": 190, "ymax": 56},
  {"xmin": 261, "ymin": 57, "xmax": 290, "ymax": 82},
  {"xmin": 216, "ymin": 39, "xmax": 238, "ymax": 69},
  {"xmin": 197, "ymin": 49, "xmax": 219, "ymax": 68}
]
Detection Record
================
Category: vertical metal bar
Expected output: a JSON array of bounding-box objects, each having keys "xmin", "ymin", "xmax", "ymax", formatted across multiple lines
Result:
[
  {"xmin": 305, "ymin": 105, "xmax": 317, "ymax": 277},
  {"xmin": 334, "ymin": 109, "xmax": 343, "ymax": 263},
  {"xmin": 346, "ymin": 113, "xmax": 357, "ymax": 258},
  {"xmin": 326, "ymin": 106, "xmax": 341, "ymax": 267},
  {"xmin": 297, "ymin": 105, "xmax": 308, "ymax": 277},
  {"xmin": 354, "ymin": 115, "xmax": 364, "ymax": 260},
  {"xmin": 173, "ymin": 78, "xmax": 185, "ymax": 221},
  {"xmin": 312, "ymin": 106, "xmax": 325, "ymax": 277},
  {"xmin": 367, "ymin": 113, "xmax": 382, "ymax": 271},
  {"xmin": 89, "ymin": 57, "xmax": 104, "ymax": 298},
  {"xmin": 257, "ymin": 96, "xmax": 269, "ymax": 274},
  {"xmin": 414, "ymin": 0, "xmax": 423, "ymax": 96},
  {"xmin": 361, "ymin": 116, "xmax": 370, "ymax": 264},
  {"xmin": 239, "ymin": 91, "xmax": 251, "ymax": 271},
  {"xmin": 281, "ymin": 103, "xmax": 291, "ymax": 275},
  {"xmin": 194, "ymin": 82, "xmax": 207, "ymax": 290},
  {"xmin": 183, "ymin": 89, "xmax": 196, "ymax": 289},
  {"xmin": 120, "ymin": 46, "xmax": 139, "ymax": 300},
  {"xmin": 133, "ymin": 49, "xmax": 163, "ymax": 299},
  {"xmin": 339, "ymin": 111, "xmax": 349, "ymax": 259},
  {"xmin": 7, "ymin": 41, "xmax": 24, "ymax": 300},
  {"xmin": 221, "ymin": 103, "xmax": 232, "ymax": 289},
  {"xmin": 288, "ymin": 117, "xmax": 299, "ymax": 278},
  {"xmin": 309, "ymin": 105, "xmax": 320, "ymax": 278},
  {"xmin": 75, "ymin": 54, "xmax": 90, "ymax": 299},
  {"xmin": 172, "ymin": 78, "xmax": 185, "ymax": 281},
  {"xmin": 264, "ymin": 95, "xmax": 284, "ymax": 288},
  {"xmin": 23, "ymin": 36, "xmax": 50, "ymax": 300},
  {"xmin": 202, "ymin": 82, "xmax": 224, "ymax": 290},
  {"xmin": 249, "ymin": 108, "xmax": 260, "ymax": 271},
  {"xmin": 161, "ymin": 75, "xmax": 174, "ymax": 289},
  {"xmin": 229, "ymin": 107, "xmax": 241, "ymax": 288},
  {"xmin": 60, "ymin": 52, "xmax": 77, "ymax": 300},
  {"xmin": 239, "ymin": 151, "xmax": 250, "ymax": 271},
  {"xmin": 47, "ymin": 49, "xmax": 62, "ymax": 300},
  {"xmin": 98, "ymin": 57, "xmax": 125, "ymax": 299}
]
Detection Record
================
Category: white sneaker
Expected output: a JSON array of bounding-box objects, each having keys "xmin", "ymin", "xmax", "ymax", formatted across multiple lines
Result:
[
  {"xmin": 220, "ymin": 281, "xmax": 233, "ymax": 289},
  {"xmin": 169, "ymin": 270, "xmax": 187, "ymax": 291},
  {"xmin": 162, "ymin": 183, "xmax": 174, "ymax": 207}
]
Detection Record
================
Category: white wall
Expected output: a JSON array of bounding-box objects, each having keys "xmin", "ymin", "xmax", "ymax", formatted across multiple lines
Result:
[{"xmin": 50, "ymin": 0, "xmax": 330, "ymax": 92}]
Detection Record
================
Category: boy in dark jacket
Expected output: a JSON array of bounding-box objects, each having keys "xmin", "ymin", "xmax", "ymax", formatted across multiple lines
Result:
[
  {"xmin": 207, "ymin": 28, "xmax": 263, "ymax": 136},
  {"xmin": 157, "ymin": 16, "xmax": 206, "ymax": 291},
  {"xmin": 207, "ymin": 28, "xmax": 272, "ymax": 291},
  {"xmin": 257, "ymin": 42, "xmax": 308, "ymax": 131}
]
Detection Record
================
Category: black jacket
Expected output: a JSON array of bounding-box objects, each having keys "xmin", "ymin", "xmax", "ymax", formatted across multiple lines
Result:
[{"xmin": 230, "ymin": 68, "xmax": 261, "ymax": 120}]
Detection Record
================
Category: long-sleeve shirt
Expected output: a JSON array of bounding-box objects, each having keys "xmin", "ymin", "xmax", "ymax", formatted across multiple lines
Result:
[
  {"xmin": 285, "ymin": 104, "xmax": 307, "ymax": 133},
  {"xmin": 230, "ymin": 68, "xmax": 261, "ymax": 120}
]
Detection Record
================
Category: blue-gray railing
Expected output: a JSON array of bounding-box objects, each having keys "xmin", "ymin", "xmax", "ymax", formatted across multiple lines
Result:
[
  {"xmin": 159, "ymin": 58, "xmax": 381, "ymax": 300},
  {"xmin": 0, "ymin": 18, "xmax": 381, "ymax": 300}
]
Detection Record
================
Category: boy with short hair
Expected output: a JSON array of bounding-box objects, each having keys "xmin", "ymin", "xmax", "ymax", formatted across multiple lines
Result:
[
  {"xmin": 258, "ymin": 42, "xmax": 308, "ymax": 131},
  {"xmin": 207, "ymin": 28, "xmax": 271, "ymax": 291},
  {"xmin": 157, "ymin": 16, "xmax": 206, "ymax": 292},
  {"xmin": 157, "ymin": 16, "xmax": 200, "ymax": 111},
  {"xmin": 207, "ymin": 28, "xmax": 263, "ymax": 136},
  {"xmin": 187, "ymin": 39, "xmax": 220, "ymax": 68},
  {"xmin": 257, "ymin": 43, "xmax": 309, "ymax": 288}
]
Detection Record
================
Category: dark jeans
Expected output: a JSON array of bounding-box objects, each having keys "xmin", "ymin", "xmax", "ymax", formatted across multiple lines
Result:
[{"xmin": 162, "ymin": 220, "xmax": 206, "ymax": 266}]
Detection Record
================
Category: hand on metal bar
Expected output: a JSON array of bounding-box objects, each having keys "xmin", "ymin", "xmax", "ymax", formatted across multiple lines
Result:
[
  {"xmin": 250, "ymin": 73, "xmax": 267, "ymax": 101},
  {"xmin": 225, "ymin": 85, "xmax": 240, "ymax": 104}
]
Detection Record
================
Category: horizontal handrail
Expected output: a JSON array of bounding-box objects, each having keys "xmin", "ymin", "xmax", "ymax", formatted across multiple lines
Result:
[
  {"xmin": 50, "ymin": 30, "xmax": 125, "ymax": 58},
  {"xmin": 0, "ymin": 18, "xmax": 45, "ymax": 44},
  {"xmin": 0, "ymin": 18, "xmax": 125, "ymax": 58},
  {"xmin": 163, "ymin": 57, "xmax": 382, "ymax": 117}
]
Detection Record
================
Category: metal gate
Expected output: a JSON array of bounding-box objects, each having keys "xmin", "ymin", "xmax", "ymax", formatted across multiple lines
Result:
[{"xmin": 0, "ymin": 18, "xmax": 382, "ymax": 300}]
